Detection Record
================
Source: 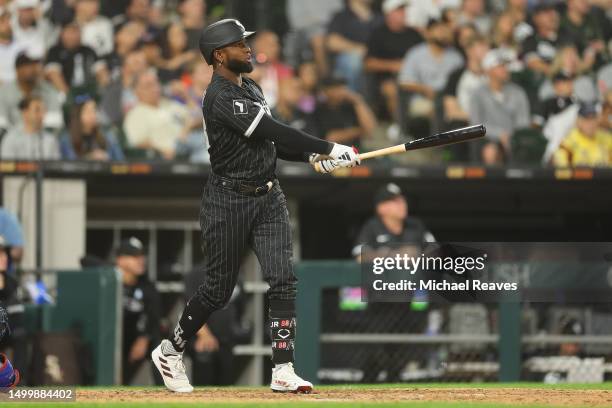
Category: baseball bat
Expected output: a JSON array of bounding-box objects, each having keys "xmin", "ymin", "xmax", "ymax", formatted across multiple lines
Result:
[{"xmin": 359, "ymin": 124, "xmax": 486, "ymax": 161}]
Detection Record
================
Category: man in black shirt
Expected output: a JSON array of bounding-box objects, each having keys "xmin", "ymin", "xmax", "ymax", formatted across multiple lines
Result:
[
  {"xmin": 537, "ymin": 72, "xmax": 577, "ymax": 124},
  {"xmin": 116, "ymin": 237, "xmax": 161, "ymax": 385},
  {"xmin": 520, "ymin": 3, "xmax": 565, "ymax": 78},
  {"xmin": 364, "ymin": 0, "xmax": 423, "ymax": 120},
  {"xmin": 353, "ymin": 183, "xmax": 435, "ymax": 260},
  {"xmin": 314, "ymin": 76, "xmax": 377, "ymax": 149},
  {"xmin": 45, "ymin": 21, "xmax": 108, "ymax": 95},
  {"xmin": 151, "ymin": 19, "xmax": 360, "ymax": 394}
]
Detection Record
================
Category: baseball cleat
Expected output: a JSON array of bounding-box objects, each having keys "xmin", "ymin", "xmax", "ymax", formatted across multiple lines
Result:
[
  {"xmin": 270, "ymin": 362, "xmax": 313, "ymax": 393},
  {"xmin": 151, "ymin": 340, "xmax": 193, "ymax": 393}
]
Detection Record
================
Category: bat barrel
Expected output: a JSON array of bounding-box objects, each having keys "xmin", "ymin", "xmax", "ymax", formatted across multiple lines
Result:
[{"xmin": 404, "ymin": 124, "xmax": 486, "ymax": 151}]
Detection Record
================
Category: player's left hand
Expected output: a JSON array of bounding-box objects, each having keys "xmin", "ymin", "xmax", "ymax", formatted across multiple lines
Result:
[{"xmin": 310, "ymin": 153, "xmax": 340, "ymax": 174}]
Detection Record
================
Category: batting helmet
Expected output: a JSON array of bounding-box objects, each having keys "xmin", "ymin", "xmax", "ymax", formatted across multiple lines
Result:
[{"xmin": 199, "ymin": 19, "xmax": 256, "ymax": 65}]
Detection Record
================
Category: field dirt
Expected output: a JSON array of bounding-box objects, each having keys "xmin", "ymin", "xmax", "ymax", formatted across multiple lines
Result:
[{"xmin": 76, "ymin": 387, "xmax": 612, "ymax": 406}]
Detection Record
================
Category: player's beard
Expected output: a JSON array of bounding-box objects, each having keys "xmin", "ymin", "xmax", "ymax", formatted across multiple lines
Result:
[{"xmin": 227, "ymin": 58, "xmax": 254, "ymax": 74}]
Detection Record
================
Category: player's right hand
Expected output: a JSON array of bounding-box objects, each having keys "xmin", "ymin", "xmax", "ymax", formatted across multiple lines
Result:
[{"xmin": 329, "ymin": 143, "xmax": 360, "ymax": 167}]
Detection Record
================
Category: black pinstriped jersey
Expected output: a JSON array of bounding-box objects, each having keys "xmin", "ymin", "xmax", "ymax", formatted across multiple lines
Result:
[{"xmin": 202, "ymin": 72, "xmax": 276, "ymax": 181}]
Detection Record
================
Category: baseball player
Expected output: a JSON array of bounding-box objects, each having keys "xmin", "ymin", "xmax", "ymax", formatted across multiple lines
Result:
[{"xmin": 152, "ymin": 19, "xmax": 360, "ymax": 393}]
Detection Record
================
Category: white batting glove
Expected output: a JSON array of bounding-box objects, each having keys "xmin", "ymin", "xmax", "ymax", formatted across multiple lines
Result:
[
  {"xmin": 329, "ymin": 143, "xmax": 360, "ymax": 167},
  {"xmin": 308, "ymin": 153, "xmax": 335, "ymax": 174},
  {"xmin": 312, "ymin": 159, "xmax": 339, "ymax": 174}
]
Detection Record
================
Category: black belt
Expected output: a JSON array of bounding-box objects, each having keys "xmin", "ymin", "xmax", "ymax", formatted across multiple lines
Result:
[{"xmin": 209, "ymin": 173, "xmax": 274, "ymax": 197}]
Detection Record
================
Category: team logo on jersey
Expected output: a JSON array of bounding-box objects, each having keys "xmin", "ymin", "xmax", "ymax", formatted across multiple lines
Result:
[{"xmin": 233, "ymin": 99, "xmax": 248, "ymax": 115}]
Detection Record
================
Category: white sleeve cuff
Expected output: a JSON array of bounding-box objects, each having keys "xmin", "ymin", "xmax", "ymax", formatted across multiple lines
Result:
[{"xmin": 244, "ymin": 107, "xmax": 265, "ymax": 137}]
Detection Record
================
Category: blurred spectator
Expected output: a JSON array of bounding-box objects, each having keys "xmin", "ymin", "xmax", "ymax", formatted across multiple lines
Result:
[
  {"xmin": 249, "ymin": 30, "xmax": 293, "ymax": 109},
  {"xmin": 456, "ymin": 0, "xmax": 491, "ymax": 35},
  {"xmin": 442, "ymin": 35, "xmax": 489, "ymax": 126},
  {"xmin": 112, "ymin": 0, "xmax": 155, "ymax": 32},
  {"xmin": 273, "ymin": 77, "xmax": 317, "ymax": 135},
  {"xmin": 44, "ymin": 21, "xmax": 109, "ymax": 95},
  {"xmin": 0, "ymin": 95, "xmax": 60, "ymax": 160},
  {"xmin": 399, "ymin": 18, "xmax": 463, "ymax": 125},
  {"xmin": 559, "ymin": 0, "xmax": 609, "ymax": 66},
  {"xmin": 0, "ymin": 7, "xmax": 26, "ymax": 84},
  {"xmin": 600, "ymin": 90, "xmax": 612, "ymax": 132},
  {"xmin": 539, "ymin": 45, "xmax": 598, "ymax": 103},
  {"xmin": 553, "ymin": 102, "xmax": 612, "ymax": 167},
  {"xmin": 520, "ymin": 2, "xmax": 564, "ymax": 78},
  {"xmin": 166, "ymin": 59, "xmax": 212, "ymax": 163},
  {"xmin": 0, "ymin": 208, "xmax": 24, "ymax": 265},
  {"xmin": 138, "ymin": 31, "xmax": 163, "ymax": 70},
  {"xmin": 100, "ymin": 49, "xmax": 148, "ymax": 126},
  {"xmin": 364, "ymin": 0, "xmax": 423, "ymax": 121},
  {"xmin": 286, "ymin": 0, "xmax": 342, "ymax": 75},
  {"xmin": 11, "ymin": 0, "xmax": 57, "ymax": 59},
  {"xmin": 59, "ymin": 95, "xmax": 124, "ymax": 160},
  {"xmin": 100, "ymin": 0, "xmax": 128, "ymax": 20},
  {"xmin": 74, "ymin": 0, "xmax": 114, "ymax": 58},
  {"xmin": 123, "ymin": 69, "xmax": 202, "ymax": 160},
  {"xmin": 469, "ymin": 49, "xmax": 530, "ymax": 164},
  {"xmin": 296, "ymin": 61, "xmax": 318, "ymax": 114},
  {"xmin": 0, "ymin": 50, "xmax": 65, "ymax": 133},
  {"xmin": 313, "ymin": 76, "xmax": 376, "ymax": 148},
  {"xmin": 353, "ymin": 182, "xmax": 435, "ymax": 259},
  {"xmin": 454, "ymin": 23, "xmax": 478, "ymax": 54},
  {"xmin": 106, "ymin": 21, "xmax": 146, "ymax": 79},
  {"xmin": 598, "ymin": 61, "xmax": 612, "ymax": 95},
  {"xmin": 491, "ymin": 11, "xmax": 520, "ymax": 56},
  {"xmin": 49, "ymin": 0, "xmax": 76, "ymax": 26},
  {"xmin": 115, "ymin": 237, "xmax": 161, "ymax": 385},
  {"xmin": 406, "ymin": 0, "xmax": 461, "ymax": 30},
  {"xmin": 326, "ymin": 0, "xmax": 379, "ymax": 91},
  {"xmin": 157, "ymin": 22, "xmax": 197, "ymax": 83},
  {"xmin": 504, "ymin": 0, "xmax": 532, "ymax": 44},
  {"xmin": 177, "ymin": 0, "xmax": 206, "ymax": 51},
  {"xmin": 536, "ymin": 72, "xmax": 577, "ymax": 125}
]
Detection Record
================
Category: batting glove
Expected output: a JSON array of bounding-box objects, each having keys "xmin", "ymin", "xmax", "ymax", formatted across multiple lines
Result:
[
  {"xmin": 329, "ymin": 143, "xmax": 361, "ymax": 167},
  {"xmin": 309, "ymin": 154, "xmax": 338, "ymax": 174}
]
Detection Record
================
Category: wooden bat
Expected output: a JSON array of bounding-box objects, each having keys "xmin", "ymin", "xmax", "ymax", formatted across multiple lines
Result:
[
  {"xmin": 359, "ymin": 124, "xmax": 486, "ymax": 161},
  {"xmin": 313, "ymin": 124, "xmax": 486, "ymax": 172}
]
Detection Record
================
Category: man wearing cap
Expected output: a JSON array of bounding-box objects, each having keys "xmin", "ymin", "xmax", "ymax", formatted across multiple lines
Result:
[
  {"xmin": 0, "ymin": 7, "xmax": 27, "ymax": 84},
  {"xmin": 115, "ymin": 237, "xmax": 161, "ymax": 385},
  {"xmin": 364, "ymin": 0, "xmax": 423, "ymax": 121},
  {"xmin": 0, "ymin": 51, "xmax": 64, "ymax": 133},
  {"xmin": 11, "ymin": 0, "xmax": 57, "ymax": 59},
  {"xmin": 350, "ymin": 183, "xmax": 435, "ymax": 383},
  {"xmin": 469, "ymin": 48, "xmax": 530, "ymax": 164},
  {"xmin": 537, "ymin": 72, "xmax": 576, "ymax": 124},
  {"xmin": 151, "ymin": 19, "xmax": 360, "ymax": 394},
  {"xmin": 553, "ymin": 102, "xmax": 612, "ymax": 167},
  {"xmin": 353, "ymin": 183, "xmax": 435, "ymax": 260}
]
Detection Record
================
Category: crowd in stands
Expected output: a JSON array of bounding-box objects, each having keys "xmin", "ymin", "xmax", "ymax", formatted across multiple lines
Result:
[{"xmin": 0, "ymin": 0, "xmax": 610, "ymax": 167}]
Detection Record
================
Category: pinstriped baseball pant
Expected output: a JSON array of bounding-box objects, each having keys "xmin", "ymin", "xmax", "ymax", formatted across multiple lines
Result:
[{"xmin": 195, "ymin": 178, "xmax": 297, "ymax": 310}]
